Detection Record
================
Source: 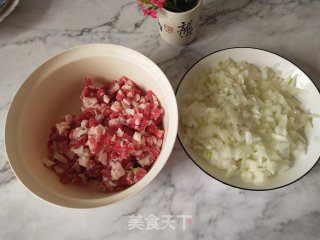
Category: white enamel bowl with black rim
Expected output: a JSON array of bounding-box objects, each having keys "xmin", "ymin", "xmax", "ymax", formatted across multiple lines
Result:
[
  {"xmin": 176, "ymin": 47, "xmax": 320, "ymax": 190},
  {"xmin": 5, "ymin": 44, "xmax": 178, "ymax": 208}
]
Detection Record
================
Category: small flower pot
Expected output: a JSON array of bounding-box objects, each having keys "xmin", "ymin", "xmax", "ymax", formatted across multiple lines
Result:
[{"xmin": 158, "ymin": 0, "xmax": 202, "ymax": 45}]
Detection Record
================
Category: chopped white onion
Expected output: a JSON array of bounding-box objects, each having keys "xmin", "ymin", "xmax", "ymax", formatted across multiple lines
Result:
[{"xmin": 180, "ymin": 58, "xmax": 314, "ymax": 185}]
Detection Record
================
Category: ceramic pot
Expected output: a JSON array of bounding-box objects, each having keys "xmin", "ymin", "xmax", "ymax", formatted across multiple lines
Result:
[{"xmin": 158, "ymin": 0, "xmax": 202, "ymax": 45}]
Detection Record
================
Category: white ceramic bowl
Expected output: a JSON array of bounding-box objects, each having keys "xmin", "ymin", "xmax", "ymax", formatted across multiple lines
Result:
[
  {"xmin": 5, "ymin": 44, "xmax": 178, "ymax": 208},
  {"xmin": 176, "ymin": 47, "xmax": 320, "ymax": 190}
]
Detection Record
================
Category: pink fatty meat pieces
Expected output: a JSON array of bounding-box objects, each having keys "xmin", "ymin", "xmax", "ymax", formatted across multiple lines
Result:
[{"xmin": 44, "ymin": 76, "xmax": 165, "ymax": 191}]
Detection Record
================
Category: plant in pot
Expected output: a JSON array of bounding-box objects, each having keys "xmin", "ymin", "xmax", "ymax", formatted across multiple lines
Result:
[{"xmin": 137, "ymin": 0, "xmax": 202, "ymax": 45}]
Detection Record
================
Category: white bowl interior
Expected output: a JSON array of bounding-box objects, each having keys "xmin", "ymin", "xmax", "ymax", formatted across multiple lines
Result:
[
  {"xmin": 177, "ymin": 48, "xmax": 320, "ymax": 190},
  {"xmin": 5, "ymin": 44, "xmax": 178, "ymax": 207}
]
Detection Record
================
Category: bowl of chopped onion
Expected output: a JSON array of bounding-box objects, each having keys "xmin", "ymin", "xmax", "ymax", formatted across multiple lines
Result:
[
  {"xmin": 5, "ymin": 44, "xmax": 178, "ymax": 208},
  {"xmin": 177, "ymin": 47, "xmax": 320, "ymax": 190}
]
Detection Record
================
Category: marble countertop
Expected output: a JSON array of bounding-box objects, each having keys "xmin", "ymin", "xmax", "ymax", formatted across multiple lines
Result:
[{"xmin": 1, "ymin": 0, "xmax": 320, "ymax": 239}]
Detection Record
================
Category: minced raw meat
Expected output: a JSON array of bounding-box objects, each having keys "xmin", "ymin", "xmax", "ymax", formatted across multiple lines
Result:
[{"xmin": 44, "ymin": 76, "xmax": 164, "ymax": 191}]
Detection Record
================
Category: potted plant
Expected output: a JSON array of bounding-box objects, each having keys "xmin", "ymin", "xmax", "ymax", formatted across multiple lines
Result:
[{"xmin": 137, "ymin": 0, "xmax": 202, "ymax": 45}]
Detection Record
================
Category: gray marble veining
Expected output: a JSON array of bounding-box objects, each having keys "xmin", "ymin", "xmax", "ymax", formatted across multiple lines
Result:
[{"xmin": 1, "ymin": 0, "xmax": 320, "ymax": 239}]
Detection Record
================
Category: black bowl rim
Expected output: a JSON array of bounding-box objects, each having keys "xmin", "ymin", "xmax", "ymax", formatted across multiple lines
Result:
[{"xmin": 175, "ymin": 46, "xmax": 320, "ymax": 191}]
